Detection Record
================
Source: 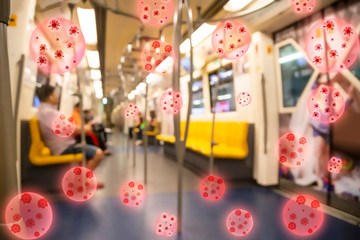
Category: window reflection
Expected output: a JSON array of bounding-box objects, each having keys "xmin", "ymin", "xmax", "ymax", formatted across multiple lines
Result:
[
  {"xmin": 192, "ymin": 78, "xmax": 205, "ymax": 114},
  {"xmin": 279, "ymin": 44, "xmax": 313, "ymax": 108},
  {"xmin": 209, "ymin": 64, "xmax": 235, "ymax": 113}
]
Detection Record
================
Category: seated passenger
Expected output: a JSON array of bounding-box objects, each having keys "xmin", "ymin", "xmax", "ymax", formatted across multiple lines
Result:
[
  {"xmin": 36, "ymin": 85, "xmax": 104, "ymax": 174},
  {"xmin": 129, "ymin": 112, "xmax": 144, "ymax": 145},
  {"xmin": 148, "ymin": 110, "xmax": 158, "ymax": 131},
  {"xmin": 72, "ymin": 103, "xmax": 112, "ymax": 155}
]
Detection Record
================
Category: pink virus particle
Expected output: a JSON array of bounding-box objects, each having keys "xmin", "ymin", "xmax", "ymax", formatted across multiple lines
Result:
[
  {"xmin": 283, "ymin": 195, "xmax": 324, "ymax": 236},
  {"xmin": 276, "ymin": 133, "xmax": 309, "ymax": 168},
  {"xmin": 237, "ymin": 92, "xmax": 252, "ymax": 106},
  {"xmin": 307, "ymin": 85, "xmax": 345, "ymax": 124},
  {"xmin": 124, "ymin": 103, "xmax": 139, "ymax": 119},
  {"xmin": 212, "ymin": 21, "xmax": 251, "ymax": 60},
  {"xmin": 120, "ymin": 181, "xmax": 145, "ymax": 207},
  {"xmin": 62, "ymin": 167, "xmax": 97, "ymax": 202},
  {"xmin": 52, "ymin": 113, "xmax": 76, "ymax": 137},
  {"xmin": 137, "ymin": 0, "xmax": 174, "ymax": 26},
  {"xmin": 30, "ymin": 18, "xmax": 85, "ymax": 74},
  {"xmin": 328, "ymin": 156, "xmax": 342, "ymax": 173},
  {"xmin": 5, "ymin": 192, "xmax": 53, "ymax": 239},
  {"xmin": 226, "ymin": 209, "xmax": 254, "ymax": 237},
  {"xmin": 155, "ymin": 213, "xmax": 177, "ymax": 237},
  {"xmin": 305, "ymin": 18, "xmax": 359, "ymax": 73},
  {"xmin": 200, "ymin": 175, "xmax": 226, "ymax": 201},
  {"xmin": 140, "ymin": 40, "xmax": 175, "ymax": 74},
  {"xmin": 290, "ymin": 0, "xmax": 316, "ymax": 14},
  {"xmin": 159, "ymin": 90, "xmax": 183, "ymax": 114}
]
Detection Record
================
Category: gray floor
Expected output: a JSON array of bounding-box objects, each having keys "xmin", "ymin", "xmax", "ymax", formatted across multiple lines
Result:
[{"xmin": 94, "ymin": 133, "xmax": 202, "ymax": 198}]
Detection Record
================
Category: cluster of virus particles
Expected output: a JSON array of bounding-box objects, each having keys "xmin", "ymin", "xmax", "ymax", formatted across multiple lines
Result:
[
  {"xmin": 200, "ymin": 175, "xmax": 226, "ymax": 201},
  {"xmin": 120, "ymin": 181, "xmax": 146, "ymax": 207},
  {"xmin": 305, "ymin": 18, "xmax": 359, "ymax": 73},
  {"xmin": 5, "ymin": 193, "xmax": 53, "ymax": 239},
  {"xmin": 307, "ymin": 85, "xmax": 345, "ymax": 124},
  {"xmin": 62, "ymin": 167, "xmax": 97, "ymax": 202},
  {"xmin": 155, "ymin": 213, "xmax": 177, "ymax": 236},
  {"xmin": 226, "ymin": 209, "xmax": 254, "ymax": 237},
  {"xmin": 159, "ymin": 90, "xmax": 183, "ymax": 114},
  {"xmin": 237, "ymin": 92, "xmax": 252, "ymax": 107},
  {"xmin": 29, "ymin": 18, "xmax": 85, "ymax": 74},
  {"xmin": 52, "ymin": 113, "xmax": 76, "ymax": 137},
  {"xmin": 276, "ymin": 133, "xmax": 309, "ymax": 168},
  {"xmin": 211, "ymin": 20, "xmax": 251, "ymax": 60},
  {"xmin": 290, "ymin": 0, "xmax": 316, "ymax": 14},
  {"xmin": 124, "ymin": 103, "xmax": 139, "ymax": 119},
  {"xmin": 141, "ymin": 40, "xmax": 175, "ymax": 74},
  {"xmin": 328, "ymin": 156, "xmax": 343, "ymax": 174},
  {"xmin": 283, "ymin": 195, "xmax": 324, "ymax": 236},
  {"xmin": 137, "ymin": 0, "xmax": 174, "ymax": 26}
]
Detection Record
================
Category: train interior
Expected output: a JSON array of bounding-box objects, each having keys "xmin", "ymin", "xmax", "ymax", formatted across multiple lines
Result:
[{"xmin": 0, "ymin": 0, "xmax": 360, "ymax": 239}]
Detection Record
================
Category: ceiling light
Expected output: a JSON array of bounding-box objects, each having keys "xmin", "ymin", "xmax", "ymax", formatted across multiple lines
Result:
[
  {"xmin": 217, "ymin": 94, "xmax": 232, "ymax": 100},
  {"xmin": 77, "ymin": 8, "xmax": 98, "ymax": 45},
  {"xmin": 86, "ymin": 50, "xmax": 100, "ymax": 68},
  {"xmin": 90, "ymin": 69, "xmax": 101, "ymax": 80},
  {"xmin": 224, "ymin": 0, "xmax": 253, "ymax": 12},
  {"xmin": 180, "ymin": 23, "xmax": 217, "ymax": 54},
  {"xmin": 127, "ymin": 44, "xmax": 132, "ymax": 53},
  {"xmin": 146, "ymin": 73, "xmax": 162, "ymax": 84},
  {"xmin": 93, "ymin": 80, "xmax": 103, "ymax": 99},
  {"xmin": 128, "ymin": 92, "xmax": 135, "ymax": 100},
  {"xmin": 102, "ymin": 98, "xmax": 108, "ymax": 105}
]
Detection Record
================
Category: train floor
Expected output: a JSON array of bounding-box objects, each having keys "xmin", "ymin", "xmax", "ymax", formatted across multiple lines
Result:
[{"xmin": 44, "ymin": 132, "xmax": 360, "ymax": 240}]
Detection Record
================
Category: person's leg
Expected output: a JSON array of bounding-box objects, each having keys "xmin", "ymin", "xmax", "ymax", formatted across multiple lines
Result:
[
  {"xmin": 129, "ymin": 127, "xmax": 134, "ymax": 138},
  {"xmin": 61, "ymin": 144, "xmax": 104, "ymax": 187},
  {"xmin": 86, "ymin": 148, "xmax": 103, "ymax": 171},
  {"xmin": 137, "ymin": 128, "xmax": 143, "ymax": 140}
]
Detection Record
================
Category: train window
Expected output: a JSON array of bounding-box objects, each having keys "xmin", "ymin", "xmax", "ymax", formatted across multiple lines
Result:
[
  {"xmin": 350, "ymin": 47, "xmax": 360, "ymax": 80},
  {"xmin": 278, "ymin": 44, "xmax": 313, "ymax": 109},
  {"xmin": 191, "ymin": 78, "xmax": 205, "ymax": 114},
  {"xmin": 209, "ymin": 64, "xmax": 236, "ymax": 113}
]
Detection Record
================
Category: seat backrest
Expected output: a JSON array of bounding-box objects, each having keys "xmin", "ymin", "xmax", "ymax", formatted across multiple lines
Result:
[
  {"xmin": 29, "ymin": 117, "xmax": 47, "ymax": 159},
  {"xmin": 154, "ymin": 121, "xmax": 161, "ymax": 134},
  {"xmin": 227, "ymin": 122, "xmax": 249, "ymax": 148}
]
